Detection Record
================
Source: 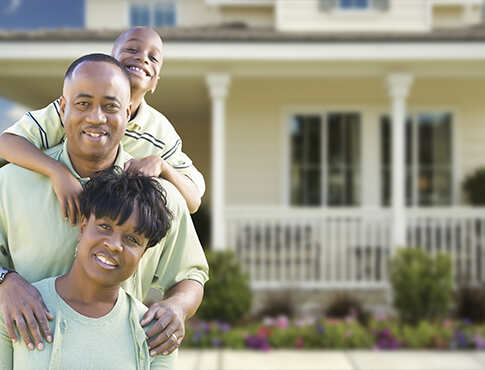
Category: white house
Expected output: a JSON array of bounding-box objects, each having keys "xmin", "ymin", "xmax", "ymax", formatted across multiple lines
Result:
[{"xmin": 1, "ymin": 0, "xmax": 485, "ymax": 298}]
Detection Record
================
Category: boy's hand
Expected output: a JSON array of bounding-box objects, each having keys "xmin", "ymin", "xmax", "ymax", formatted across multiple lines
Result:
[
  {"xmin": 50, "ymin": 166, "xmax": 82, "ymax": 226},
  {"xmin": 124, "ymin": 155, "xmax": 165, "ymax": 177}
]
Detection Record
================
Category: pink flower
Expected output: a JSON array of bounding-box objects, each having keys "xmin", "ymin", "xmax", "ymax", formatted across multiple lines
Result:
[
  {"xmin": 296, "ymin": 336, "xmax": 304, "ymax": 349},
  {"xmin": 275, "ymin": 315, "xmax": 289, "ymax": 329}
]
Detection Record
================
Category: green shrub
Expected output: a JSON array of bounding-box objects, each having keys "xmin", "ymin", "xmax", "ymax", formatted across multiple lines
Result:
[
  {"xmin": 390, "ymin": 248, "xmax": 452, "ymax": 325},
  {"xmin": 196, "ymin": 250, "xmax": 252, "ymax": 324},
  {"xmin": 325, "ymin": 294, "xmax": 370, "ymax": 326},
  {"xmin": 463, "ymin": 168, "xmax": 485, "ymax": 205}
]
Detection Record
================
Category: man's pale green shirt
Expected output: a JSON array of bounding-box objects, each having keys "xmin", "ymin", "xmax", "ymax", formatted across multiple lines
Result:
[{"xmin": 0, "ymin": 141, "xmax": 209, "ymax": 300}]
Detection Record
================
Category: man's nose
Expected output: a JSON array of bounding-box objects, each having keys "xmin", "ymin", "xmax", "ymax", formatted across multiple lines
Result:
[{"xmin": 86, "ymin": 106, "xmax": 107, "ymax": 124}]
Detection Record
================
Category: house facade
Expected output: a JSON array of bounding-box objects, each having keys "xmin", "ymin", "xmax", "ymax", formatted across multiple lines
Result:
[{"xmin": 1, "ymin": 0, "xmax": 485, "ymax": 296}]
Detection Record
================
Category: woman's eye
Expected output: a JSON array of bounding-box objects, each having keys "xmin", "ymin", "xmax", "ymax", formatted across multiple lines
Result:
[
  {"xmin": 99, "ymin": 224, "xmax": 111, "ymax": 231},
  {"xmin": 127, "ymin": 235, "xmax": 140, "ymax": 245}
]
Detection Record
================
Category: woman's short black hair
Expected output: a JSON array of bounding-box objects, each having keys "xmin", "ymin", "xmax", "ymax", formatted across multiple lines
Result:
[{"xmin": 79, "ymin": 166, "xmax": 172, "ymax": 248}]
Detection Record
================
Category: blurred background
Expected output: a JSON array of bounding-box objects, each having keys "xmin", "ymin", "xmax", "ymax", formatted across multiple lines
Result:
[{"xmin": 2, "ymin": 0, "xmax": 485, "ymax": 353}]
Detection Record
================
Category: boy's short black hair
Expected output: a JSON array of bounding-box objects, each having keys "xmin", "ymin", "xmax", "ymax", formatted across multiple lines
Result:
[
  {"xmin": 64, "ymin": 53, "xmax": 130, "ymax": 83},
  {"xmin": 79, "ymin": 167, "xmax": 172, "ymax": 248}
]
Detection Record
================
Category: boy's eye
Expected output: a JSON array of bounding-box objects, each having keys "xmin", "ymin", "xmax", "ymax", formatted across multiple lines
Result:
[
  {"xmin": 149, "ymin": 55, "xmax": 159, "ymax": 63},
  {"xmin": 125, "ymin": 47, "xmax": 137, "ymax": 53}
]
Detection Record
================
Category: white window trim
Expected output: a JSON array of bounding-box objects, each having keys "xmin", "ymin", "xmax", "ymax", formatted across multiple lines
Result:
[
  {"xmin": 281, "ymin": 105, "xmax": 365, "ymax": 208},
  {"xmin": 125, "ymin": 0, "xmax": 178, "ymax": 27},
  {"xmin": 282, "ymin": 105, "xmax": 459, "ymax": 208},
  {"xmin": 378, "ymin": 106, "xmax": 459, "ymax": 207}
]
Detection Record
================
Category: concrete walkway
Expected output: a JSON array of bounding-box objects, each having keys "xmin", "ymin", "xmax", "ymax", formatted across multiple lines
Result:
[{"xmin": 177, "ymin": 350, "xmax": 485, "ymax": 370}]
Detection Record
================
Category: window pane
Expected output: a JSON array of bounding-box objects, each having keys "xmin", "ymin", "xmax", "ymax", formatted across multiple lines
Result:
[
  {"xmin": 290, "ymin": 115, "xmax": 321, "ymax": 206},
  {"xmin": 154, "ymin": 1, "xmax": 176, "ymax": 27},
  {"xmin": 130, "ymin": 4, "xmax": 150, "ymax": 27},
  {"xmin": 328, "ymin": 113, "xmax": 360, "ymax": 206},
  {"xmin": 340, "ymin": 0, "xmax": 369, "ymax": 9},
  {"xmin": 417, "ymin": 113, "xmax": 452, "ymax": 206}
]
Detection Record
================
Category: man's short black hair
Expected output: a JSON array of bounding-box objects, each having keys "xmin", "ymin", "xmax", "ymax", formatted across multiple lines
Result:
[
  {"xmin": 79, "ymin": 167, "xmax": 172, "ymax": 249},
  {"xmin": 64, "ymin": 53, "xmax": 130, "ymax": 83}
]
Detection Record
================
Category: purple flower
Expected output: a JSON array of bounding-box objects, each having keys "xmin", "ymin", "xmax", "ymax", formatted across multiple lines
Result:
[
  {"xmin": 212, "ymin": 338, "xmax": 222, "ymax": 348},
  {"xmin": 375, "ymin": 328, "xmax": 400, "ymax": 350},
  {"xmin": 218, "ymin": 322, "xmax": 231, "ymax": 332},
  {"xmin": 454, "ymin": 329, "xmax": 468, "ymax": 349},
  {"xmin": 245, "ymin": 335, "xmax": 271, "ymax": 351},
  {"xmin": 317, "ymin": 325, "xmax": 325, "ymax": 335},
  {"xmin": 192, "ymin": 331, "xmax": 203, "ymax": 343},
  {"xmin": 474, "ymin": 335, "xmax": 485, "ymax": 350}
]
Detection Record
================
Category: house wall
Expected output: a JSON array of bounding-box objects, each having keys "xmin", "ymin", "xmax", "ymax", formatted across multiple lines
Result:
[
  {"xmin": 432, "ymin": 4, "xmax": 482, "ymax": 28},
  {"xmin": 224, "ymin": 76, "xmax": 485, "ymax": 207},
  {"xmin": 85, "ymin": 0, "xmax": 128, "ymax": 29},
  {"xmin": 276, "ymin": 0, "xmax": 430, "ymax": 33},
  {"xmin": 218, "ymin": 6, "xmax": 274, "ymax": 27}
]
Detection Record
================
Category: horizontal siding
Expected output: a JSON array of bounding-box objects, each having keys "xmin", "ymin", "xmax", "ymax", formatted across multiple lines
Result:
[
  {"xmin": 86, "ymin": 0, "xmax": 127, "ymax": 29},
  {"xmin": 277, "ymin": 0, "xmax": 430, "ymax": 32}
]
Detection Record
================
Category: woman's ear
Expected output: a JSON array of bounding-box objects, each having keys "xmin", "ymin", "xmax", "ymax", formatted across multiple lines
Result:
[{"xmin": 78, "ymin": 215, "xmax": 88, "ymax": 240}]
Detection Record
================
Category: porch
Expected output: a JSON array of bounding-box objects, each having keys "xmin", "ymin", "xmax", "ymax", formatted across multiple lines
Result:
[{"xmin": 225, "ymin": 207, "xmax": 485, "ymax": 289}]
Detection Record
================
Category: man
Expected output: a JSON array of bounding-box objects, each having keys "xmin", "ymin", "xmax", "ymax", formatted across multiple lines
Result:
[
  {"xmin": 0, "ymin": 54, "xmax": 208, "ymax": 357},
  {"xmin": 0, "ymin": 27, "xmax": 204, "ymax": 217}
]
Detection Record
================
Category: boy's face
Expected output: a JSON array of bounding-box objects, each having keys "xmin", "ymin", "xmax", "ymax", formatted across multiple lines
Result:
[
  {"xmin": 60, "ymin": 61, "xmax": 131, "ymax": 162},
  {"xmin": 112, "ymin": 27, "xmax": 163, "ymax": 96},
  {"xmin": 77, "ymin": 212, "xmax": 149, "ymax": 286}
]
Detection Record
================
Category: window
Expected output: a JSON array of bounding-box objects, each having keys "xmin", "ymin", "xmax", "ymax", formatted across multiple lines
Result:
[
  {"xmin": 381, "ymin": 113, "xmax": 453, "ymax": 206},
  {"xmin": 290, "ymin": 113, "xmax": 361, "ymax": 206},
  {"xmin": 129, "ymin": 1, "xmax": 176, "ymax": 27},
  {"xmin": 340, "ymin": 0, "xmax": 369, "ymax": 9}
]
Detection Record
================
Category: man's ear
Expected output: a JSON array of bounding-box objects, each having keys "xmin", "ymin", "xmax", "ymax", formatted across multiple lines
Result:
[{"xmin": 59, "ymin": 96, "xmax": 66, "ymax": 120}]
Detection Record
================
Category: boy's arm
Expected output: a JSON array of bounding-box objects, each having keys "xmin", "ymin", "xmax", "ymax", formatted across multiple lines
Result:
[
  {"xmin": 124, "ymin": 155, "xmax": 201, "ymax": 213},
  {"xmin": 0, "ymin": 134, "xmax": 82, "ymax": 225}
]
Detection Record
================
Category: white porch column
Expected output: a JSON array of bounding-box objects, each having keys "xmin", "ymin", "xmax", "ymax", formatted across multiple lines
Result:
[
  {"xmin": 206, "ymin": 74, "xmax": 231, "ymax": 250},
  {"xmin": 386, "ymin": 74, "xmax": 413, "ymax": 248}
]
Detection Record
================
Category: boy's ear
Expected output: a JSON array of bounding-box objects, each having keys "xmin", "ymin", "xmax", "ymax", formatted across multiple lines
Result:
[{"xmin": 59, "ymin": 96, "xmax": 66, "ymax": 120}]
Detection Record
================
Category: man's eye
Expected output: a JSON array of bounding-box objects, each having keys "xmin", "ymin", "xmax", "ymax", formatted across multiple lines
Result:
[
  {"xmin": 105, "ymin": 103, "xmax": 119, "ymax": 112},
  {"xmin": 126, "ymin": 48, "xmax": 137, "ymax": 53},
  {"xmin": 76, "ymin": 101, "xmax": 89, "ymax": 108}
]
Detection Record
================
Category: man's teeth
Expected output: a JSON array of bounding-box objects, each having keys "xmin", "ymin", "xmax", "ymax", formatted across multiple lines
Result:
[
  {"xmin": 85, "ymin": 132, "xmax": 105, "ymax": 138},
  {"xmin": 97, "ymin": 254, "xmax": 116, "ymax": 266}
]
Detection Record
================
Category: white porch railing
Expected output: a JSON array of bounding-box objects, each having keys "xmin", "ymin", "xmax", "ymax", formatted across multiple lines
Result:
[{"xmin": 225, "ymin": 207, "xmax": 485, "ymax": 289}]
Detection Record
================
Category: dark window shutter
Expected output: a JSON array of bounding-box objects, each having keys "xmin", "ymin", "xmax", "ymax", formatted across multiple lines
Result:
[
  {"xmin": 372, "ymin": 0, "xmax": 390, "ymax": 11},
  {"xmin": 319, "ymin": 0, "xmax": 338, "ymax": 12}
]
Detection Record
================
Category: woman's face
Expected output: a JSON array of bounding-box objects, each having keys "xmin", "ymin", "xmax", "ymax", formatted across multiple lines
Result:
[{"xmin": 76, "ymin": 211, "xmax": 149, "ymax": 287}]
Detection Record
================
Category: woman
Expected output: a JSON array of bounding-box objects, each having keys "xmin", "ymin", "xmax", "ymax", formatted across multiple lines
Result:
[{"xmin": 0, "ymin": 167, "xmax": 174, "ymax": 369}]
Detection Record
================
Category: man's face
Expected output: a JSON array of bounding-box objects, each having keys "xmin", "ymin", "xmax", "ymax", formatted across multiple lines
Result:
[
  {"xmin": 112, "ymin": 27, "xmax": 163, "ymax": 96},
  {"xmin": 60, "ymin": 61, "xmax": 131, "ymax": 162}
]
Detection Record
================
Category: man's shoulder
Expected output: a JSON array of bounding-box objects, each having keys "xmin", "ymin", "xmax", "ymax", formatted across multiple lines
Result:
[{"xmin": 156, "ymin": 178, "xmax": 187, "ymax": 216}]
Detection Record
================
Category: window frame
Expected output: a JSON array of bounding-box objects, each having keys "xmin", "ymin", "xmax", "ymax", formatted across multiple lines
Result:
[
  {"xmin": 127, "ymin": 0, "xmax": 177, "ymax": 28},
  {"xmin": 283, "ymin": 107, "xmax": 364, "ymax": 208},
  {"xmin": 378, "ymin": 108, "xmax": 459, "ymax": 207}
]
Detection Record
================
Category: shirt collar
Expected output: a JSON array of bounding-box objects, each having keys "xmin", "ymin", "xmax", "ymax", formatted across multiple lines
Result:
[
  {"xmin": 59, "ymin": 140, "xmax": 127, "ymax": 183},
  {"xmin": 127, "ymin": 99, "xmax": 149, "ymax": 131}
]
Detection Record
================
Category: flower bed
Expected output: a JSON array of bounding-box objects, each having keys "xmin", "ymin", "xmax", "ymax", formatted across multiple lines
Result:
[{"xmin": 184, "ymin": 316, "xmax": 485, "ymax": 351}]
